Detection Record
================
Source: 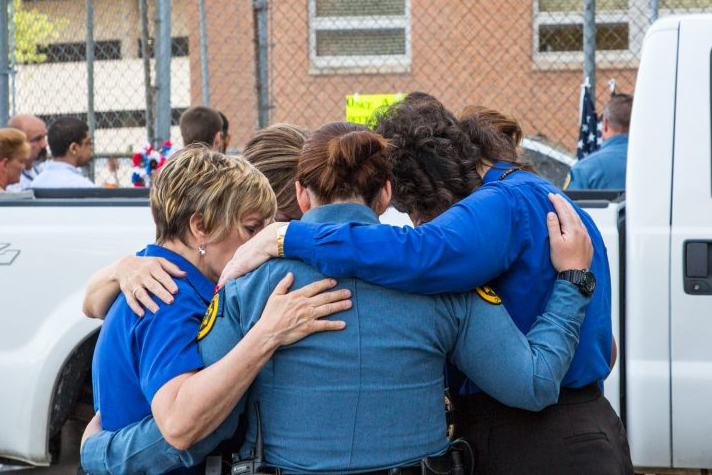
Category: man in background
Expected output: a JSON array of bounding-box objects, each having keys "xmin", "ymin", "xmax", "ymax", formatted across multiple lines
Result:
[
  {"xmin": 31, "ymin": 117, "xmax": 95, "ymax": 188},
  {"xmin": 568, "ymin": 94, "xmax": 633, "ymax": 190},
  {"xmin": 5, "ymin": 114, "xmax": 48, "ymax": 191},
  {"xmin": 179, "ymin": 106, "xmax": 224, "ymax": 150}
]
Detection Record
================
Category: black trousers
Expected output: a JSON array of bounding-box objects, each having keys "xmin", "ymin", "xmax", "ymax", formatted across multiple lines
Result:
[{"xmin": 459, "ymin": 384, "xmax": 634, "ymax": 475}]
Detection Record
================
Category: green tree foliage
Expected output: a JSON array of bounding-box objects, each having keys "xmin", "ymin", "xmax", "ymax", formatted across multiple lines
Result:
[{"xmin": 12, "ymin": 0, "xmax": 63, "ymax": 64}]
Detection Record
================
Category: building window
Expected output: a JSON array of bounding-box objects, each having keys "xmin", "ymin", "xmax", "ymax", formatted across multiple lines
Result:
[
  {"xmin": 28, "ymin": 40, "xmax": 122, "ymax": 64},
  {"xmin": 137, "ymin": 36, "xmax": 189, "ymax": 59},
  {"xmin": 532, "ymin": 0, "xmax": 712, "ymax": 70},
  {"xmin": 308, "ymin": 0, "xmax": 411, "ymax": 75}
]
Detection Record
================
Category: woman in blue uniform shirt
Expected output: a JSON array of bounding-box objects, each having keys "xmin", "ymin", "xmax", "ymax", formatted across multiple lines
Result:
[
  {"xmin": 219, "ymin": 97, "xmax": 633, "ymax": 474},
  {"xmin": 81, "ymin": 121, "xmax": 595, "ymax": 475},
  {"xmin": 83, "ymin": 147, "xmax": 352, "ymax": 472}
]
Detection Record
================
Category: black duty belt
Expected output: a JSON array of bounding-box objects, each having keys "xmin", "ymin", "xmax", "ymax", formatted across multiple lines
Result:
[{"xmin": 359, "ymin": 465, "xmax": 423, "ymax": 475}]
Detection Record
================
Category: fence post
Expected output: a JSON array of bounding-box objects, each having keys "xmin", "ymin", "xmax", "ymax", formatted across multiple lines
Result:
[
  {"xmin": 154, "ymin": 0, "xmax": 172, "ymax": 145},
  {"xmin": 583, "ymin": 0, "xmax": 596, "ymax": 100},
  {"xmin": 0, "ymin": 0, "xmax": 9, "ymax": 126},
  {"xmin": 199, "ymin": 0, "xmax": 210, "ymax": 106},
  {"xmin": 253, "ymin": 0, "xmax": 269, "ymax": 129},
  {"xmin": 8, "ymin": 0, "xmax": 14, "ymax": 116},
  {"xmin": 139, "ymin": 0, "xmax": 155, "ymax": 146},
  {"xmin": 650, "ymin": 0, "xmax": 659, "ymax": 23},
  {"xmin": 85, "ymin": 0, "xmax": 96, "ymax": 179}
]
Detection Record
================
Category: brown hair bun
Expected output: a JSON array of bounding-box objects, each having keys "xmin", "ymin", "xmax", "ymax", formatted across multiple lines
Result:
[{"xmin": 298, "ymin": 122, "xmax": 392, "ymax": 208}]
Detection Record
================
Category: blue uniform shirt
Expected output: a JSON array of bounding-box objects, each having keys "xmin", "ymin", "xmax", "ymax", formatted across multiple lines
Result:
[
  {"xmin": 568, "ymin": 134, "xmax": 628, "ymax": 189},
  {"xmin": 91, "ymin": 244, "xmax": 210, "ymax": 431},
  {"xmin": 81, "ymin": 203, "xmax": 591, "ymax": 475},
  {"xmin": 285, "ymin": 164, "xmax": 612, "ymax": 391}
]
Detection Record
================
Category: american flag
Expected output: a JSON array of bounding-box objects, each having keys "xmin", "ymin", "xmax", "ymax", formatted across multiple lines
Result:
[{"xmin": 576, "ymin": 83, "xmax": 603, "ymax": 160}]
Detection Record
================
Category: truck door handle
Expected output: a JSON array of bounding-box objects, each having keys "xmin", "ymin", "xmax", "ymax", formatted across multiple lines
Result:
[{"xmin": 684, "ymin": 241, "xmax": 712, "ymax": 295}]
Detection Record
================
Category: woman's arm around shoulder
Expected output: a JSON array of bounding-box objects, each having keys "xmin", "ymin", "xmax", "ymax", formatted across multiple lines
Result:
[{"xmin": 220, "ymin": 185, "xmax": 520, "ymax": 294}]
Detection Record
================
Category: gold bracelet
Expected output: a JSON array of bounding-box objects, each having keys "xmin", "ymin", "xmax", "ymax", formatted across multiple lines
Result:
[{"xmin": 277, "ymin": 233, "xmax": 285, "ymax": 258}]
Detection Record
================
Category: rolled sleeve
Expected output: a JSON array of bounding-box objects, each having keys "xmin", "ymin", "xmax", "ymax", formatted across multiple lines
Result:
[
  {"xmin": 451, "ymin": 280, "xmax": 590, "ymax": 411},
  {"xmin": 81, "ymin": 410, "xmax": 240, "ymax": 475}
]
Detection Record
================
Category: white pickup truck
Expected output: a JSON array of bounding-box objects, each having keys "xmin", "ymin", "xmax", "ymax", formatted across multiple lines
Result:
[{"xmin": 0, "ymin": 14, "xmax": 710, "ymax": 473}]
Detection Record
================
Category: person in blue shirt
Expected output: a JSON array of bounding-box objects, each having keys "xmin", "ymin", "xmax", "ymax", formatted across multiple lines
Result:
[
  {"xmin": 220, "ymin": 96, "xmax": 633, "ymax": 474},
  {"xmin": 31, "ymin": 117, "xmax": 96, "ymax": 189},
  {"xmin": 567, "ymin": 93, "xmax": 633, "ymax": 190},
  {"xmin": 82, "ymin": 146, "xmax": 351, "ymax": 473},
  {"xmin": 81, "ymin": 121, "xmax": 595, "ymax": 475}
]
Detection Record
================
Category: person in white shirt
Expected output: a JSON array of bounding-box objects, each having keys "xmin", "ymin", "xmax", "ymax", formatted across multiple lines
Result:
[
  {"xmin": 31, "ymin": 117, "xmax": 95, "ymax": 189},
  {"xmin": 5, "ymin": 114, "xmax": 48, "ymax": 191},
  {"xmin": 0, "ymin": 128, "xmax": 30, "ymax": 192}
]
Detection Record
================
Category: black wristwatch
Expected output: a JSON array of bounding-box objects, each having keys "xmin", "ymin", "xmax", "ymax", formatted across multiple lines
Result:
[{"xmin": 557, "ymin": 269, "xmax": 596, "ymax": 297}]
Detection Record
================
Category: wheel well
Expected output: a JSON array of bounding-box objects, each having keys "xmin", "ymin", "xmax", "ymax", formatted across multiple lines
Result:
[{"xmin": 47, "ymin": 331, "xmax": 98, "ymax": 461}]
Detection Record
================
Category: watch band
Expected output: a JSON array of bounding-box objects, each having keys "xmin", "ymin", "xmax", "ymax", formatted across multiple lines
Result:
[{"xmin": 557, "ymin": 269, "xmax": 595, "ymax": 297}]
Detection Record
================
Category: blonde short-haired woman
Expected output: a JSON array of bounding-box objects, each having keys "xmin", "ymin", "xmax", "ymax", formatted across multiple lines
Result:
[{"xmin": 82, "ymin": 146, "xmax": 351, "ymax": 463}]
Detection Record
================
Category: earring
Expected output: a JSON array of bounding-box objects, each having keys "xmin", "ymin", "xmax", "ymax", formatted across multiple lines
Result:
[{"xmin": 198, "ymin": 244, "xmax": 206, "ymax": 256}]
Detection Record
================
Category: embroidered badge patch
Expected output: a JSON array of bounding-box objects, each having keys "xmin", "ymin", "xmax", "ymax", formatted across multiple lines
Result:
[
  {"xmin": 197, "ymin": 292, "xmax": 220, "ymax": 341},
  {"xmin": 475, "ymin": 285, "xmax": 502, "ymax": 305}
]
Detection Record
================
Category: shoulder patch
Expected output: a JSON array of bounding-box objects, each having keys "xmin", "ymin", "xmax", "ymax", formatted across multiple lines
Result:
[
  {"xmin": 475, "ymin": 285, "xmax": 502, "ymax": 305},
  {"xmin": 197, "ymin": 291, "xmax": 222, "ymax": 341}
]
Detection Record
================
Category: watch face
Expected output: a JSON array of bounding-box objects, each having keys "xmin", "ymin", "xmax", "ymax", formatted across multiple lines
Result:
[{"xmin": 583, "ymin": 271, "xmax": 597, "ymax": 294}]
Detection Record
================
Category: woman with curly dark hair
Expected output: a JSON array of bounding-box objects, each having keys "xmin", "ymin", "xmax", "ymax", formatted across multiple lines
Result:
[{"xmin": 220, "ymin": 94, "xmax": 632, "ymax": 474}]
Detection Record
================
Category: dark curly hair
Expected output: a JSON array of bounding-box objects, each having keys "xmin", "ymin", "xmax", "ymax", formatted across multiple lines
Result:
[{"xmin": 372, "ymin": 93, "xmax": 484, "ymax": 221}]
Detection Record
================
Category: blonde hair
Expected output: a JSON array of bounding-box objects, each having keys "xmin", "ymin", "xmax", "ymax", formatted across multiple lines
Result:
[
  {"xmin": 243, "ymin": 123, "xmax": 309, "ymax": 219},
  {"xmin": 0, "ymin": 128, "xmax": 29, "ymax": 162},
  {"xmin": 151, "ymin": 145, "xmax": 276, "ymax": 245}
]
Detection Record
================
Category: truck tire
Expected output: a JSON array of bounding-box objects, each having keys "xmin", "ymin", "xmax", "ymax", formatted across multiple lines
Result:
[{"xmin": 48, "ymin": 331, "xmax": 99, "ymax": 462}]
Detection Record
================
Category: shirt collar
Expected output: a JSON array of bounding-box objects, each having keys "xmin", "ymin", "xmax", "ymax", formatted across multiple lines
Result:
[
  {"xmin": 45, "ymin": 160, "xmax": 83, "ymax": 175},
  {"xmin": 483, "ymin": 161, "xmax": 518, "ymax": 184},
  {"xmin": 300, "ymin": 202, "xmax": 380, "ymax": 225},
  {"xmin": 601, "ymin": 134, "xmax": 628, "ymax": 149},
  {"xmin": 142, "ymin": 244, "xmax": 215, "ymax": 303}
]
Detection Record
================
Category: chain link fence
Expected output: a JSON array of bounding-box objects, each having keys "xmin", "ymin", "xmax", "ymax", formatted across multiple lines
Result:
[{"xmin": 4, "ymin": 0, "xmax": 712, "ymax": 187}]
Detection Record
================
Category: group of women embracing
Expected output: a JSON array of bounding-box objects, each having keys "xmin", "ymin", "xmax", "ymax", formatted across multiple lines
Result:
[{"xmin": 79, "ymin": 92, "xmax": 634, "ymax": 475}]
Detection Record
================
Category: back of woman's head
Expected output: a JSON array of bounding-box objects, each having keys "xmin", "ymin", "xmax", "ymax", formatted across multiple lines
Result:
[
  {"xmin": 243, "ymin": 123, "xmax": 309, "ymax": 219},
  {"xmin": 151, "ymin": 145, "xmax": 276, "ymax": 245},
  {"xmin": 373, "ymin": 94, "xmax": 482, "ymax": 219},
  {"xmin": 297, "ymin": 121, "xmax": 391, "ymax": 208},
  {"xmin": 457, "ymin": 105, "xmax": 536, "ymax": 172}
]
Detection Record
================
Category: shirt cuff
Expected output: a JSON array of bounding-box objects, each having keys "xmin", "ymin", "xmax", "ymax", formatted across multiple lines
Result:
[
  {"xmin": 283, "ymin": 220, "xmax": 314, "ymax": 261},
  {"xmin": 545, "ymin": 280, "xmax": 590, "ymax": 323},
  {"xmin": 81, "ymin": 430, "xmax": 113, "ymax": 475}
]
